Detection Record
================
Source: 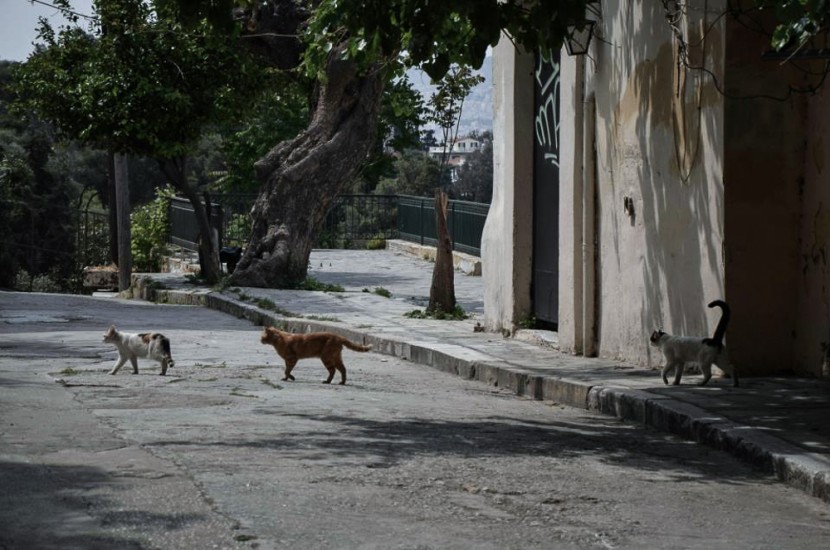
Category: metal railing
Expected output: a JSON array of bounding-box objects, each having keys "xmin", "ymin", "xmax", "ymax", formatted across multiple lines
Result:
[
  {"xmin": 396, "ymin": 194, "xmax": 489, "ymax": 256},
  {"xmin": 210, "ymin": 193, "xmax": 399, "ymax": 250},
  {"xmin": 318, "ymin": 194, "xmax": 398, "ymax": 249},
  {"xmin": 180, "ymin": 193, "xmax": 489, "ymax": 257},
  {"xmin": 77, "ymin": 207, "xmax": 110, "ymax": 268},
  {"xmin": 0, "ymin": 198, "xmax": 110, "ymax": 288},
  {"xmin": 212, "ymin": 193, "xmax": 254, "ymax": 248},
  {"xmin": 168, "ymin": 196, "xmax": 224, "ymax": 251}
]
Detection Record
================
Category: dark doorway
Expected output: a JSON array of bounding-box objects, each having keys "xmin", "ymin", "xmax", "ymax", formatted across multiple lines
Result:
[{"xmin": 532, "ymin": 49, "xmax": 561, "ymax": 328}]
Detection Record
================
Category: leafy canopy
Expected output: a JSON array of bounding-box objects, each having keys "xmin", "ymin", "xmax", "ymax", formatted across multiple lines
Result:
[
  {"xmin": 176, "ymin": 1, "xmax": 592, "ymax": 81},
  {"xmin": 218, "ymin": 70, "xmax": 310, "ymax": 192},
  {"xmin": 303, "ymin": 0, "xmax": 592, "ymax": 80},
  {"xmin": 13, "ymin": 0, "xmax": 260, "ymax": 159},
  {"xmin": 756, "ymin": 1, "xmax": 830, "ymax": 51}
]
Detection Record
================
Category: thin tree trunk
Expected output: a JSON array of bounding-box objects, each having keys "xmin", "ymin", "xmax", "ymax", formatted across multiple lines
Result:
[
  {"xmin": 230, "ymin": 54, "xmax": 384, "ymax": 288},
  {"xmin": 428, "ymin": 189, "xmax": 456, "ymax": 314},
  {"xmin": 114, "ymin": 153, "xmax": 132, "ymax": 291},
  {"xmin": 158, "ymin": 157, "xmax": 222, "ymax": 284}
]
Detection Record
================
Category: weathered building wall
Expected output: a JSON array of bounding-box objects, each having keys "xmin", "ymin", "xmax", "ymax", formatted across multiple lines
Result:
[
  {"xmin": 481, "ymin": 39, "xmax": 535, "ymax": 331},
  {"xmin": 557, "ymin": 53, "xmax": 584, "ymax": 352},
  {"xmin": 795, "ymin": 86, "xmax": 830, "ymax": 376},
  {"xmin": 486, "ymin": 1, "xmax": 826, "ymax": 377},
  {"xmin": 485, "ymin": 2, "xmax": 728, "ymax": 362},
  {"xmin": 559, "ymin": 1, "xmax": 727, "ymax": 365},
  {"xmin": 723, "ymin": 13, "xmax": 805, "ymax": 375}
]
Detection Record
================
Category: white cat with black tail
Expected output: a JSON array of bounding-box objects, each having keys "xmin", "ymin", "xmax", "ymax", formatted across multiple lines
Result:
[
  {"xmin": 103, "ymin": 325, "xmax": 175, "ymax": 376},
  {"xmin": 650, "ymin": 300, "xmax": 738, "ymax": 387}
]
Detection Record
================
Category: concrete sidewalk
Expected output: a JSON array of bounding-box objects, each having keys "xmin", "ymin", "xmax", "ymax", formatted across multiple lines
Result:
[{"xmin": 130, "ymin": 246, "xmax": 830, "ymax": 504}]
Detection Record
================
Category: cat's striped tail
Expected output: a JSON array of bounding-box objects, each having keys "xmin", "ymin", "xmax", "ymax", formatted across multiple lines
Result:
[{"xmin": 157, "ymin": 334, "xmax": 175, "ymax": 368}]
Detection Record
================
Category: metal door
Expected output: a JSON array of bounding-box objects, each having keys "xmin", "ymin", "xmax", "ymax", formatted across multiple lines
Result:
[{"xmin": 532, "ymin": 49, "xmax": 561, "ymax": 328}]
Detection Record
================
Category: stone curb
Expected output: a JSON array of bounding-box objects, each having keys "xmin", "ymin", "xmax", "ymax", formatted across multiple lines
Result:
[
  {"xmin": 386, "ymin": 239, "xmax": 482, "ymax": 276},
  {"xmin": 588, "ymin": 386, "xmax": 830, "ymax": 502},
  {"xmin": 132, "ymin": 275, "xmax": 830, "ymax": 503}
]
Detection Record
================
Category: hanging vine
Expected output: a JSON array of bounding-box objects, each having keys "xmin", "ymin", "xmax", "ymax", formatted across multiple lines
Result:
[
  {"xmin": 662, "ymin": 1, "xmax": 830, "ymax": 102},
  {"xmin": 663, "ymin": 1, "xmax": 708, "ymax": 183},
  {"xmin": 658, "ymin": 1, "xmax": 830, "ymax": 182}
]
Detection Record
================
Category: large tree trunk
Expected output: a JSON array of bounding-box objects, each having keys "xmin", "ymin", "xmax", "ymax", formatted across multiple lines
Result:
[
  {"xmin": 158, "ymin": 157, "xmax": 222, "ymax": 284},
  {"xmin": 229, "ymin": 54, "xmax": 384, "ymax": 288},
  {"xmin": 428, "ymin": 189, "xmax": 456, "ymax": 314}
]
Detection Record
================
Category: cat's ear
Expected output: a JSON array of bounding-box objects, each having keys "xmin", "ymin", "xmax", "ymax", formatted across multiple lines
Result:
[{"xmin": 107, "ymin": 325, "xmax": 116, "ymax": 334}]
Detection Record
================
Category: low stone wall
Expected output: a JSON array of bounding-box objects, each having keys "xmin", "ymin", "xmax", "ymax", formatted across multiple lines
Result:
[
  {"xmin": 83, "ymin": 266, "xmax": 118, "ymax": 291},
  {"xmin": 386, "ymin": 239, "xmax": 482, "ymax": 276}
]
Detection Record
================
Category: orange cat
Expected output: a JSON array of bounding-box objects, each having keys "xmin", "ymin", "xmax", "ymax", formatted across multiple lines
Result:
[{"xmin": 260, "ymin": 326, "xmax": 372, "ymax": 385}]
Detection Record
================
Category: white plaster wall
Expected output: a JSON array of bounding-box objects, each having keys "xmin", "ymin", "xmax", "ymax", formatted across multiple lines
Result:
[
  {"xmin": 485, "ymin": 1, "xmax": 728, "ymax": 362},
  {"xmin": 557, "ymin": 54, "xmax": 581, "ymax": 352},
  {"xmin": 481, "ymin": 36, "xmax": 535, "ymax": 331},
  {"xmin": 568, "ymin": 1, "xmax": 726, "ymax": 365}
]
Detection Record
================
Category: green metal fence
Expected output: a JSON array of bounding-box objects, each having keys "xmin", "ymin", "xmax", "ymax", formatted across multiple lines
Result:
[
  {"xmin": 168, "ymin": 196, "xmax": 224, "ymax": 251},
  {"xmin": 200, "ymin": 193, "xmax": 489, "ymax": 257},
  {"xmin": 395, "ymin": 195, "xmax": 489, "ymax": 257},
  {"xmin": 317, "ymin": 194, "xmax": 398, "ymax": 249},
  {"xmin": 77, "ymin": 207, "xmax": 110, "ymax": 268},
  {"xmin": 0, "ymin": 197, "xmax": 110, "ymax": 290}
]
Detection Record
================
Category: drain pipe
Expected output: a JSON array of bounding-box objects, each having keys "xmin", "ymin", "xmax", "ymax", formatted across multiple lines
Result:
[
  {"xmin": 571, "ymin": 54, "xmax": 586, "ymax": 355},
  {"xmin": 582, "ymin": 91, "xmax": 597, "ymax": 357}
]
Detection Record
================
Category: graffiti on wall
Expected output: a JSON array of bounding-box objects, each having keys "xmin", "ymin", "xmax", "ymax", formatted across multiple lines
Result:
[
  {"xmin": 534, "ymin": 49, "xmax": 561, "ymax": 168},
  {"xmin": 532, "ymin": 48, "xmax": 561, "ymax": 325}
]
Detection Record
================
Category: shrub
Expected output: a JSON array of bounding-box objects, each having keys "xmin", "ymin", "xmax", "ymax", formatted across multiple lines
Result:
[
  {"xmin": 131, "ymin": 186, "xmax": 175, "ymax": 272},
  {"xmin": 296, "ymin": 277, "xmax": 345, "ymax": 292},
  {"xmin": 31, "ymin": 273, "xmax": 63, "ymax": 293},
  {"xmin": 404, "ymin": 305, "xmax": 469, "ymax": 321},
  {"xmin": 362, "ymin": 286, "xmax": 391, "ymax": 297},
  {"xmin": 366, "ymin": 235, "xmax": 386, "ymax": 250},
  {"xmin": 14, "ymin": 269, "xmax": 31, "ymax": 291},
  {"xmin": 225, "ymin": 213, "xmax": 251, "ymax": 248},
  {"xmin": 14, "ymin": 269, "xmax": 64, "ymax": 293}
]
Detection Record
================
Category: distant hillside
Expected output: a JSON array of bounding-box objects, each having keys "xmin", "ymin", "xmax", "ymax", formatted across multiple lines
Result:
[{"xmin": 406, "ymin": 56, "xmax": 493, "ymax": 139}]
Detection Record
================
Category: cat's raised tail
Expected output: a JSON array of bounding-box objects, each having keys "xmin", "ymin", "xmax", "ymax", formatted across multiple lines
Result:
[{"xmin": 703, "ymin": 299, "xmax": 730, "ymax": 350}]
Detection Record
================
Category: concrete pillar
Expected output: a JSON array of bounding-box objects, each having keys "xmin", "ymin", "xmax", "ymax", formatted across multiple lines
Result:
[
  {"xmin": 557, "ymin": 53, "xmax": 582, "ymax": 352},
  {"xmin": 482, "ymin": 36, "xmax": 535, "ymax": 332}
]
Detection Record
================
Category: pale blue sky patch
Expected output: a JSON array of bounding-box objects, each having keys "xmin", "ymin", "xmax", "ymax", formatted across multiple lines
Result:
[{"xmin": 1, "ymin": 0, "xmax": 94, "ymax": 62}]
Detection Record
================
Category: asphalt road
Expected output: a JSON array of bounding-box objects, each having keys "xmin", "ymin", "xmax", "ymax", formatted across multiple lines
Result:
[{"xmin": 2, "ymin": 291, "xmax": 830, "ymax": 549}]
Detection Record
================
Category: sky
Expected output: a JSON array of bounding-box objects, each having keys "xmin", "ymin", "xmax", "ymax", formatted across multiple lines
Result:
[{"xmin": 1, "ymin": 0, "xmax": 95, "ymax": 62}]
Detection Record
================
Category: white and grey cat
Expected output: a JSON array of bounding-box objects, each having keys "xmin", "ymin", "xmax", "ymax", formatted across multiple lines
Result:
[
  {"xmin": 103, "ymin": 325, "xmax": 175, "ymax": 376},
  {"xmin": 650, "ymin": 300, "xmax": 738, "ymax": 387}
]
